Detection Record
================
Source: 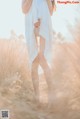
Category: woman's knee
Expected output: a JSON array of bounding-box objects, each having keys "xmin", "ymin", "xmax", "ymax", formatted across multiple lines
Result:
[
  {"xmin": 38, "ymin": 52, "xmax": 43, "ymax": 59},
  {"xmin": 32, "ymin": 56, "xmax": 39, "ymax": 69},
  {"xmin": 38, "ymin": 52, "xmax": 44, "ymax": 63}
]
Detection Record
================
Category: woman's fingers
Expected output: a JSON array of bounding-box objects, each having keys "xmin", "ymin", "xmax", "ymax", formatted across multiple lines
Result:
[{"xmin": 53, "ymin": 4, "xmax": 56, "ymax": 12}]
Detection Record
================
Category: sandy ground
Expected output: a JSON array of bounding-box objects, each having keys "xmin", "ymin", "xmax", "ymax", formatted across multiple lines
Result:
[{"xmin": 0, "ymin": 20, "xmax": 80, "ymax": 119}]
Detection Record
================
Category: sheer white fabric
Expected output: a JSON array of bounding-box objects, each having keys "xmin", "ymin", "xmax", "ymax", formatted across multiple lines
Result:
[{"xmin": 23, "ymin": 0, "xmax": 53, "ymax": 70}]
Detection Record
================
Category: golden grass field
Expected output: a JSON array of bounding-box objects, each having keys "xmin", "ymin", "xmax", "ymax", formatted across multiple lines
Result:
[{"xmin": 0, "ymin": 19, "xmax": 80, "ymax": 119}]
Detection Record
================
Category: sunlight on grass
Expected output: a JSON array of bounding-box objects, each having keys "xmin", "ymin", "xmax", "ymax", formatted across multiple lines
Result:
[{"xmin": 0, "ymin": 16, "xmax": 80, "ymax": 119}]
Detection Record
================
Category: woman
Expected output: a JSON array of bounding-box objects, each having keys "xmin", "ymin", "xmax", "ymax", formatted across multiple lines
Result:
[{"xmin": 22, "ymin": 0, "xmax": 56, "ymax": 104}]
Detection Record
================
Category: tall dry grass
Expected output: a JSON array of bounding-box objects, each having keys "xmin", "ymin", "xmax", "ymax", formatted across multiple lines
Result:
[
  {"xmin": 0, "ymin": 19, "xmax": 80, "ymax": 119},
  {"xmin": 49, "ymin": 19, "xmax": 80, "ymax": 118},
  {"xmin": 0, "ymin": 38, "xmax": 36, "ymax": 119}
]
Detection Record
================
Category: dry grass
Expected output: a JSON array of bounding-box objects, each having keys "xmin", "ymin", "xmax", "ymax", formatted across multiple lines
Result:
[
  {"xmin": 0, "ymin": 39, "xmax": 35, "ymax": 119},
  {"xmin": 0, "ymin": 20, "xmax": 80, "ymax": 119}
]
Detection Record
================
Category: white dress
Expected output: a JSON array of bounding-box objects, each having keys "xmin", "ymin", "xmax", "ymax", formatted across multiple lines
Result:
[{"xmin": 22, "ymin": 0, "xmax": 53, "ymax": 71}]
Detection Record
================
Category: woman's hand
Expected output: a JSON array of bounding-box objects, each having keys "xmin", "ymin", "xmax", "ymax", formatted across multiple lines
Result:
[
  {"xmin": 22, "ymin": 0, "xmax": 33, "ymax": 14},
  {"xmin": 53, "ymin": 2, "xmax": 56, "ymax": 12},
  {"xmin": 47, "ymin": 0, "xmax": 56, "ymax": 16}
]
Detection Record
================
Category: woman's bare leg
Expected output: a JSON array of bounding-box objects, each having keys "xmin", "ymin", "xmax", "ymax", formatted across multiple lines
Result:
[
  {"xmin": 31, "ymin": 55, "xmax": 40, "ymax": 103},
  {"xmin": 38, "ymin": 36, "xmax": 53, "ymax": 104}
]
